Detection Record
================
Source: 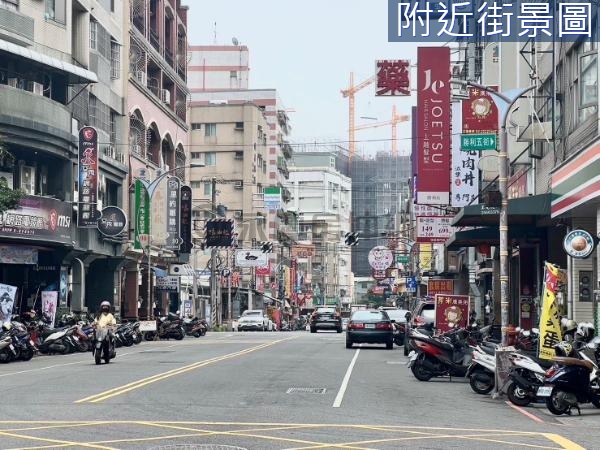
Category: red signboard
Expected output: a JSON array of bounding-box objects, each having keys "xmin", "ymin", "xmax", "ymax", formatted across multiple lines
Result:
[
  {"xmin": 77, "ymin": 126, "xmax": 99, "ymax": 227},
  {"xmin": 255, "ymin": 262, "xmax": 271, "ymax": 277},
  {"xmin": 416, "ymin": 47, "xmax": 451, "ymax": 205},
  {"xmin": 435, "ymin": 294, "xmax": 470, "ymax": 333},
  {"xmin": 376, "ymin": 60, "xmax": 410, "ymax": 96},
  {"xmin": 508, "ymin": 169, "xmax": 528, "ymax": 200},
  {"xmin": 372, "ymin": 269, "xmax": 387, "ymax": 281},
  {"xmin": 462, "ymin": 86, "xmax": 499, "ymax": 135},
  {"xmin": 428, "ymin": 279, "xmax": 454, "ymax": 296}
]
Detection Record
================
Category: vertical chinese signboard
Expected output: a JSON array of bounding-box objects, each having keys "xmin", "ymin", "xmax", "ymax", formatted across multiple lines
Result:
[
  {"xmin": 376, "ymin": 60, "xmax": 410, "ymax": 96},
  {"xmin": 451, "ymin": 102, "xmax": 479, "ymax": 207},
  {"xmin": 77, "ymin": 127, "xmax": 99, "ymax": 227},
  {"xmin": 264, "ymin": 187, "xmax": 281, "ymax": 211},
  {"xmin": 165, "ymin": 177, "xmax": 181, "ymax": 251},
  {"xmin": 180, "ymin": 185, "xmax": 193, "ymax": 254},
  {"xmin": 434, "ymin": 294, "xmax": 470, "ymax": 333},
  {"xmin": 539, "ymin": 262, "xmax": 563, "ymax": 360},
  {"xmin": 134, "ymin": 180, "xmax": 150, "ymax": 250},
  {"xmin": 205, "ymin": 219, "xmax": 234, "ymax": 248},
  {"xmin": 416, "ymin": 47, "xmax": 451, "ymax": 205}
]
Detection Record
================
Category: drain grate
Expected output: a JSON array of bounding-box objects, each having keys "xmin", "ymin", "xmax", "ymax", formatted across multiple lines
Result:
[{"xmin": 286, "ymin": 387, "xmax": 327, "ymax": 395}]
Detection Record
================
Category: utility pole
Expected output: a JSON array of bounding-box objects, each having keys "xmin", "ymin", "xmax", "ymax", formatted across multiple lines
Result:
[
  {"xmin": 210, "ymin": 177, "xmax": 217, "ymax": 327},
  {"xmin": 227, "ymin": 249, "xmax": 232, "ymax": 329}
]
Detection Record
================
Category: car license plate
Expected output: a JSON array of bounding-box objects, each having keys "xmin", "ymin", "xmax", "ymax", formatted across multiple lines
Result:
[
  {"xmin": 537, "ymin": 386, "xmax": 553, "ymax": 397},
  {"xmin": 365, "ymin": 324, "xmax": 375, "ymax": 329}
]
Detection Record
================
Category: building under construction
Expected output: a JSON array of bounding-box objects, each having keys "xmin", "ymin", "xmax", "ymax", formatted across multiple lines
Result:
[{"xmin": 351, "ymin": 152, "xmax": 411, "ymax": 277}]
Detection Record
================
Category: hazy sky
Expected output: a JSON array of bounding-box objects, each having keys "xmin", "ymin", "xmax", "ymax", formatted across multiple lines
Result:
[{"xmin": 183, "ymin": 0, "xmax": 418, "ymax": 156}]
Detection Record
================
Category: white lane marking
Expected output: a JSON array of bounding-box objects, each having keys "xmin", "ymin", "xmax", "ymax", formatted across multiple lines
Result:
[{"xmin": 332, "ymin": 348, "xmax": 360, "ymax": 408}]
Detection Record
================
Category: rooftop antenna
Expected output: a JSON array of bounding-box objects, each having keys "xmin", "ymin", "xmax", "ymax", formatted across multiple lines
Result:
[
  {"xmin": 213, "ymin": 22, "xmax": 217, "ymax": 44},
  {"xmin": 232, "ymin": 37, "xmax": 239, "ymax": 46}
]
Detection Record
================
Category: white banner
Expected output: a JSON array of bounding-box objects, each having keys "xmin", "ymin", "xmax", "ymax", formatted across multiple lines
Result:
[
  {"xmin": 235, "ymin": 250, "xmax": 268, "ymax": 268},
  {"xmin": 41, "ymin": 291, "xmax": 58, "ymax": 327},
  {"xmin": 451, "ymin": 102, "xmax": 479, "ymax": 207},
  {"xmin": 0, "ymin": 283, "xmax": 16, "ymax": 324},
  {"xmin": 139, "ymin": 320, "xmax": 157, "ymax": 332}
]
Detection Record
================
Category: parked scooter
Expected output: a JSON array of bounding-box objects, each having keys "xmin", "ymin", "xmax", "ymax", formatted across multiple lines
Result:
[
  {"xmin": 38, "ymin": 325, "xmax": 78, "ymax": 355},
  {"xmin": 183, "ymin": 316, "xmax": 207, "ymax": 338},
  {"xmin": 538, "ymin": 340, "xmax": 600, "ymax": 415},
  {"xmin": 145, "ymin": 313, "xmax": 185, "ymax": 341},
  {"xmin": 504, "ymin": 351, "xmax": 551, "ymax": 406},
  {"xmin": 467, "ymin": 341, "xmax": 498, "ymax": 394},
  {"xmin": 407, "ymin": 328, "xmax": 475, "ymax": 381}
]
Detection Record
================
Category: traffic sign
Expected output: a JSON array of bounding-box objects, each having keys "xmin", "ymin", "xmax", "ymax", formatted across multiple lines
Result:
[
  {"xmin": 461, "ymin": 133, "xmax": 497, "ymax": 151},
  {"xmin": 396, "ymin": 255, "xmax": 409, "ymax": 264}
]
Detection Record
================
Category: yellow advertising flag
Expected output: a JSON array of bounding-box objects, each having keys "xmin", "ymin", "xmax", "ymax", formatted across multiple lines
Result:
[
  {"xmin": 539, "ymin": 262, "xmax": 563, "ymax": 360},
  {"xmin": 419, "ymin": 243, "xmax": 432, "ymax": 271}
]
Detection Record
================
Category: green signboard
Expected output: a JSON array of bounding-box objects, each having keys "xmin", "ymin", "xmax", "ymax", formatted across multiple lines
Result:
[
  {"xmin": 461, "ymin": 133, "xmax": 497, "ymax": 151},
  {"xmin": 134, "ymin": 180, "xmax": 150, "ymax": 249},
  {"xmin": 396, "ymin": 255, "xmax": 409, "ymax": 264}
]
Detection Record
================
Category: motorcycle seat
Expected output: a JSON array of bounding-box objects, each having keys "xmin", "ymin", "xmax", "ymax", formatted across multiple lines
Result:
[{"xmin": 553, "ymin": 356, "xmax": 595, "ymax": 371}]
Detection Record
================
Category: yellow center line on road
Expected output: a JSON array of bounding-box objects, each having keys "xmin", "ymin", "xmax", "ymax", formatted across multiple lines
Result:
[
  {"xmin": 75, "ymin": 336, "xmax": 297, "ymax": 403},
  {"xmin": 0, "ymin": 430, "xmax": 119, "ymax": 450},
  {"xmin": 543, "ymin": 433, "xmax": 587, "ymax": 450}
]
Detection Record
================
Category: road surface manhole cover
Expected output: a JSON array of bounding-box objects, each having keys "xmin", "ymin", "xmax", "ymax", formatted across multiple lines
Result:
[
  {"xmin": 151, "ymin": 446, "xmax": 247, "ymax": 450},
  {"xmin": 286, "ymin": 387, "xmax": 327, "ymax": 394}
]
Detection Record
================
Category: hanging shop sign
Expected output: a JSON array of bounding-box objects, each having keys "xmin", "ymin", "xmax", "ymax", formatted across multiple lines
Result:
[
  {"xmin": 97, "ymin": 206, "xmax": 127, "ymax": 237},
  {"xmin": 205, "ymin": 219, "xmax": 235, "ymax": 248},
  {"xmin": 434, "ymin": 294, "xmax": 470, "ymax": 333},
  {"xmin": 0, "ymin": 245, "xmax": 38, "ymax": 265},
  {"xmin": 179, "ymin": 185, "xmax": 193, "ymax": 254},
  {"xmin": 539, "ymin": 263, "xmax": 563, "ymax": 360},
  {"xmin": 375, "ymin": 59, "xmax": 410, "ymax": 96},
  {"xmin": 0, "ymin": 196, "xmax": 72, "ymax": 245},
  {"xmin": 563, "ymin": 229, "xmax": 595, "ymax": 259},
  {"xmin": 151, "ymin": 178, "xmax": 169, "ymax": 247},
  {"xmin": 451, "ymin": 102, "xmax": 479, "ymax": 207},
  {"xmin": 372, "ymin": 269, "xmax": 387, "ymax": 281},
  {"xmin": 134, "ymin": 180, "xmax": 150, "ymax": 249},
  {"xmin": 416, "ymin": 47, "xmax": 451, "ymax": 205},
  {"xmin": 368, "ymin": 246, "xmax": 394, "ymax": 271},
  {"xmin": 41, "ymin": 291, "xmax": 58, "ymax": 327},
  {"xmin": 428, "ymin": 279, "xmax": 454, "ymax": 296},
  {"xmin": 264, "ymin": 187, "xmax": 282, "ymax": 211},
  {"xmin": 416, "ymin": 216, "xmax": 453, "ymax": 243},
  {"xmin": 419, "ymin": 243, "xmax": 433, "ymax": 272},
  {"xmin": 462, "ymin": 86, "xmax": 499, "ymax": 136},
  {"xmin": 291, "ymin": 245, "xmax": 316, "ymax": 258},
  {"xmin": 77, "ymin": 126, "xmax": 100, "ymax": 227},
  {"xmin": 156, "ymin": 276, "xmax": 179, "ymax": 292},
  {"xmin": 235, "ymin": 249, "xmax": 268, "ymax": 268},
  {"xmin": 165, "ymin": 177, "xmax": 182, "ymax": 251}
]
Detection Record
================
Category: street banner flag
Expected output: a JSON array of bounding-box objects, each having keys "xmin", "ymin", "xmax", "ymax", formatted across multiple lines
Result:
[{"xmin": 539, "ymin": 262, "xmax": 563, "ymax": 360}]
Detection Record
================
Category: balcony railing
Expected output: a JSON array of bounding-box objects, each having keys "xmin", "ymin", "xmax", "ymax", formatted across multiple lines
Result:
[
  {"xmin": 165, "ymin": 48, "xmax": 174, "ymax": 68},
  {"xmin": 150, "ymin": 29, "xmax": 160, "ymax": 52},
  {"xmin": 0, "ymin": 7, "xmax": 34, "ymax": 46}
]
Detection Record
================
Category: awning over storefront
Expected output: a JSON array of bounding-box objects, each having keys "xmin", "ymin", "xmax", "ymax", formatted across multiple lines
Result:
[
  {"xmin": 151, "ymin": 267, "xmax": 168, "ymax": 277},
  {"xmin": 446, "ymin": 225, "xmax": 544, "ymax": 250},
  {"xmin": 452, "ymin": 193, "xmax": 552, "ymax": 227},
  {"xmin": 0, "ymin": 39, "xmax": 98, "ymax": 84}
]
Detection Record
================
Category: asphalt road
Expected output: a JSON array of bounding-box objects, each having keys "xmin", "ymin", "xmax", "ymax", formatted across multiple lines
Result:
[{"xmin": 0, "ymin": 331, "xmax": 595, "ymax": 449}]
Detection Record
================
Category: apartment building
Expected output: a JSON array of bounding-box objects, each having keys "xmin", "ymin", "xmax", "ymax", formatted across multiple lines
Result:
[{"xmin": 289, "ymin": 150, "xmax": 352, "ymax": 305}]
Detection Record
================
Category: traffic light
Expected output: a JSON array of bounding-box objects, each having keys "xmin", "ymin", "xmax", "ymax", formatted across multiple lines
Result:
[
  {"xmin": 261, "ymin": 241, "xmax": 274, "ymax": 253},
  {"xmin": 344, "ymin": 232, "xmax": 360, "ymax": 246}
]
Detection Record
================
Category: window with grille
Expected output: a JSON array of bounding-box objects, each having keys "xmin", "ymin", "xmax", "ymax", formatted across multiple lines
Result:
[
  {"xmin": 89, "ymin": 94, "xmax": 110, "ymax": 134},
  {"xmin": 205, "ymin": 123, "xmax": 216, "ymax": 137},
  {"xmin": 90, "ymin": 19, "xmax": 98, "ymax": 50},
  {"xmin": 110, "ymin": 40, "xmax": 120, "ymax": 79},
  {"xmin": 0, "ymin": 0, "xmax": 18, "ymax": 11},
  {"xmin": 45, "ymin": 0, "xmax": 65, "ymax": 24},
  {"xmin": 191, "ymin": 152, "xmax": 202, "ymax": 159},
  {"xmin": 203, "ymin": 182, "xmax": 212, "ymax": 196},
  {"xmin": 191, "ymin": 123, "xmax": 202, "ymax": 130},
  {"xmin": 204, "ymin": 152, "xmax": 216, "ymax": 166},
  {"xmin": 109, "ymin": 111, "xmax": 117, "ymax": 144},
  {"xmin": 191, "ymin": 181, "xmax": 201, "ymax": 188}
]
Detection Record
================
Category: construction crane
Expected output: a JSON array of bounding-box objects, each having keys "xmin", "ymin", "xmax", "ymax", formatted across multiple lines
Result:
[
  {"xmin": 354, "ymin": 105, "xmax": 410, "ymax": 157},
  {"xmin": 341, "ymin": 72, "xmax": 376, "ymax": 162}
]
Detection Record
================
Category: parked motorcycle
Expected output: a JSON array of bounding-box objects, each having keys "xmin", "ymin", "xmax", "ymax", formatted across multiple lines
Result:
[
  {"xmin": 145, "ymin": 314, "xmax": 185, "ymax": 341},
  {"xmin": 538, "ymin": 340, "xmax": 600, "ymax": 415},
  {"xmin": 505, "ymin": 351, "xmax": 551, "ymax": 406},
  {"xmin": 183, "ymin": 316, "xmax": 207, "ymax": 338},
  {"xmin": 407, "ymin": 328, "xmax": 475, "ymax": 381},
  {"xmin": 38, "ymin": 325, "xmax": 78, "ymax": 355},
  {"xmin": 467, "ymin": 341, "xmax": 498, "ymax": 394},
  {"xmin": 93, "ymin": 327, "xmax": 116, "ymax": 365}
]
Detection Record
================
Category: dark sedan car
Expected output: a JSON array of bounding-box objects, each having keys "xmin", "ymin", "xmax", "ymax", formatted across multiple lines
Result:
[
  {"xmin": 310, "ymin": 307, "xmax": 342, "ymax": 333},
  {"xmin": 346, "ymin": 310, "xmax": 394, "ymax": 349}
]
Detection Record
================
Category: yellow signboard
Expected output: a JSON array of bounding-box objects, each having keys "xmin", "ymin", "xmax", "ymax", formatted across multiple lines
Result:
[
  {"xmin": 419, "ymin": 243, "xmax": 433, "ymax": 272},
  {"xmin": 539, "ymin": 262, "xmax": 563, "ymax": 360}
]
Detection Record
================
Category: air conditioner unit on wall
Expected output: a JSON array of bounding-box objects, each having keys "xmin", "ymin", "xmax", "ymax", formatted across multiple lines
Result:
[
  {"xmin": 161, "ymin": 89, "xmax": 170, "ymax": 104},
  {"xmin": 135, "ymin": 71, "xmax": 147, "ymax": 86},
  {"xmin": 31, "ymin": 82, "xmax": 44, "ymax": 95},
  {"xmin": 234, "ymin": 211, "xmax": 243, "ymax": 219},
  {"xmin": 234, "ymin": 181, "xmax": 243, "ymax": 189}
]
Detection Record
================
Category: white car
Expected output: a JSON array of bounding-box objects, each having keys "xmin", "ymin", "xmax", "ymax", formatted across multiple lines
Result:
[{"xmin": 236, "ymin": 310, "xmax": 270, "ymax": 331}]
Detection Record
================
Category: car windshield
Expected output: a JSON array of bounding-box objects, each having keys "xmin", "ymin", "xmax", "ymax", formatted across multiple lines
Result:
[
  {"xmin": 421, "ymin": 304, "xmax": 436, "ymax": 321},
  {"xmin": 352, "ymin": 311, "xmax": 387, "ymax": 321},
  {"xmin": 243, "ymin": 311, "xmax": 262, "ymax": 317},
  {"xmin": 385, "ymin": 309, "xmax": 409, "ymax": 322},
  {"xmin": 316, "ymin": 308, "xmax": 336, "ymax": 314}
]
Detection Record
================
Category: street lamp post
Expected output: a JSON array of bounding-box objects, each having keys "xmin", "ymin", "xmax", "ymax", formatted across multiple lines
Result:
[
  {"xmin": 135, "ymin": 164, "xmax": 204, "ymax": 318},
  {"xmin": 457, "ymin": 81, "xmax": 536, "ymax": 346}
]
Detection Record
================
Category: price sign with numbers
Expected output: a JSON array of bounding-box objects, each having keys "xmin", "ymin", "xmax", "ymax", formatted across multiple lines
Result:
[{"xmin": 416, "ymin": 216, "xmax": 453, "ymax": 243}]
